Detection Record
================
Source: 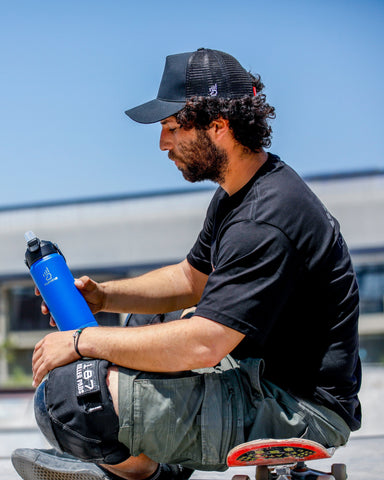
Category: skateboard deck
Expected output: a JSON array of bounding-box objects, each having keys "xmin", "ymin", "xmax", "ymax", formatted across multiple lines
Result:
[{"xmin": 227, "ymin": 438, "xmax": 331, "ymax": 467}]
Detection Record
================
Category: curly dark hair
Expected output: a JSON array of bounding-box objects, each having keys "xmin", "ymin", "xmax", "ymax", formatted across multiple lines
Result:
[{"xmin": 175, "ymin": 74, "xmax": 276, "ymax": 152}]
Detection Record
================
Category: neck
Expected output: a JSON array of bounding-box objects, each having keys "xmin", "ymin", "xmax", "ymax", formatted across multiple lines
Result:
[{"xmin": 221, "ymin": 148, "xmax": 268, "ymax": 196}]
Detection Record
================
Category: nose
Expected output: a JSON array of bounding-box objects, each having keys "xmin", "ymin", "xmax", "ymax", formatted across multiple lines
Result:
[{"xmin": 160, "ymin": 127, "xmax": 173, "ymax": 151}]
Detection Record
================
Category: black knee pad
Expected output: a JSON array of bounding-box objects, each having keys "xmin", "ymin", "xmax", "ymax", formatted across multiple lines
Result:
[{"xmin": 34, "ymin": 359, "xmax": 130, "ymax": 465}]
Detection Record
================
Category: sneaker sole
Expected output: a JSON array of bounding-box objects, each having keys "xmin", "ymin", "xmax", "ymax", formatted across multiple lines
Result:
[{"xmin": 11, "ymin": 449, "xmax": 107, "ymax": 480}]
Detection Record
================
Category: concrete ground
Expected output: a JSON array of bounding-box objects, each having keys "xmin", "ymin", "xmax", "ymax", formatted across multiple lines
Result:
[{"xmin": 1, "ymin": 365, "xmax": 383, "ymax": 480}]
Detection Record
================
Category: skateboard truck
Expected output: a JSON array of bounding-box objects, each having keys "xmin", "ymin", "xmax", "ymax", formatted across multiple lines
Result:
[{"xmin": 227, "ymin": 438, "xmax": 347, "ymax": 480}]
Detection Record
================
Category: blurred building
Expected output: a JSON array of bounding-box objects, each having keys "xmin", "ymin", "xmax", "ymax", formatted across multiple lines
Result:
[{"xmin": 0, "ymin": 170, "xmax": 383, "ymax": 386}]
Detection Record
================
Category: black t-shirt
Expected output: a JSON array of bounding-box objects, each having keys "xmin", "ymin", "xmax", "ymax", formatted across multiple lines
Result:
[{"xmin": 187, "ymin": 153, "xmax": 361, "ymax": 431}]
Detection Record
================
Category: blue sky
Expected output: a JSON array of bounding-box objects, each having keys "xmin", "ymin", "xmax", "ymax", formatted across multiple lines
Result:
[{"xmin": 0, "ymin": 0, "xmax": 383, "ymax": 207}]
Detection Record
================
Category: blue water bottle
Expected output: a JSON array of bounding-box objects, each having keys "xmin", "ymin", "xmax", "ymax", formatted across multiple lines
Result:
[{"xmin": 24, "ymin": 231, "xmax": 98, "ymax": 331}]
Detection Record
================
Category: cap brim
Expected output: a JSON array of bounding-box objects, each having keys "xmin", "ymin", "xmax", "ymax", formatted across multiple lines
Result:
[{"xmin": 125, "ymin": 98, "xmax": 186, "ymax": 124}]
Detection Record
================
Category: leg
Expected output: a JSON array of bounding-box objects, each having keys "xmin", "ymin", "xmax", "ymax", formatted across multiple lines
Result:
[
  {"xmin": 101, "ymin": 454, "xmax": 158, "ymax": 480},
  {"xmin": 102, "ymin": 367, "xmax": 190, "ymax": 480},
  {"xmin": 102, "ymin": 458, "xmax": 192, "ymax": 480},
  {"xmin": 13, "ymin": 360, "xmax": 193, "ymax": 480},
  {"xmin": 101, "ymin": 366, "xmax": 192, "ymax": 479},
  {"xmin": 33, "ymin": 359, "xmax": 130, "ymax": 465},
  {"xmin": 16, "ymin": 354, "xmax": 247, "ymax": 478},
  {"xmin": 100, "ymin": 368, "xmax": 158, "ymax": 480}
]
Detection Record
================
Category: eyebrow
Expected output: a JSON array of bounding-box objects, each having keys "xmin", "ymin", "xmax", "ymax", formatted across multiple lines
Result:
[{"xmin": 160, "ymin": 116, "xmax": 177, "ymax": 126}]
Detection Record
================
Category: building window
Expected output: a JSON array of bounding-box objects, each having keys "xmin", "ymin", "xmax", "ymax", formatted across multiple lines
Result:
[
  {"xmin": 8, "ymin": 286, "xmax": 47, "ymax": 331},
  {"xmin": 359, "ymin": 334, "xmax": 384, "ymax": 364},
  {"xmin": 356, "ymin": 265, "xmax": 384, "ymax": 314}
]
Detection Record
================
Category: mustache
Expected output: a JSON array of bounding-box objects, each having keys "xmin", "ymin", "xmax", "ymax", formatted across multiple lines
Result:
[{"xmin": 168, "ymin": 151, "xmax": 181, "ymax": 162}]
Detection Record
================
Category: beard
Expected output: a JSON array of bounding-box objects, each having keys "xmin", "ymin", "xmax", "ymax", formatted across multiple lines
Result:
[{"xmin": 168, "ymin": 129, "xmax": 229, "ymax": 184}]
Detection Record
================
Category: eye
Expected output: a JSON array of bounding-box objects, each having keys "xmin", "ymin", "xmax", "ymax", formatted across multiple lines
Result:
[{"xmin": 168, "ymin": 125, "xmax": 182, "ymax": 133}]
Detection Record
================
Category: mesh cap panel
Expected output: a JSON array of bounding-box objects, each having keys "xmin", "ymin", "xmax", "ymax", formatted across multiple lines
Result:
[{"xmin": 186, "ymin": 49, "xmax": 253, "ymax": 99}]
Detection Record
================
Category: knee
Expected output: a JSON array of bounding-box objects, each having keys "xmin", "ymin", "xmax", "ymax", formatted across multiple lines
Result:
[
  {"xmin": 34, "ymin": 359, "xmax": 130, "ymax": 465},
  {"xmin": 34, "ymin": 379, "xmax": 62, "ymax": 453}
]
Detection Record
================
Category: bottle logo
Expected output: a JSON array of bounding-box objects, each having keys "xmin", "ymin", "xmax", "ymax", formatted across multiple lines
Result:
[{"xmin": 43, "ymin": 267, "xmax": 58, "ymax": 286}]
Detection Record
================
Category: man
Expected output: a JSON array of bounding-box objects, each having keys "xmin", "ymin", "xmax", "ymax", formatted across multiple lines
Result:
[{"xmin": 12, "ymin": 48, "xmax": 361, "ymax": 480}]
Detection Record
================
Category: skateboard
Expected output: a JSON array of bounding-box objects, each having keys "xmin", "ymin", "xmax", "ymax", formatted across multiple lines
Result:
[{"xmin": 227, "ymin": 438, "xmax": 347, "ymax": 480}]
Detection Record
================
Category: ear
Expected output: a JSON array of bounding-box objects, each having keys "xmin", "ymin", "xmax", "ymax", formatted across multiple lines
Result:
[{"xmin": 209, "ymin": 117, "xmax": 230, "ymax": 141}]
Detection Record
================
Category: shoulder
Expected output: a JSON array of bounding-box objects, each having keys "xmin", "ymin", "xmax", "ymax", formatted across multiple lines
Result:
[
  {"xmin": 246, "ymin": 155, "xmax": 338, "ymax": 239},
  {"xmin": 213, "ymin": 219, "xmax": 297, "ymax": 269}
]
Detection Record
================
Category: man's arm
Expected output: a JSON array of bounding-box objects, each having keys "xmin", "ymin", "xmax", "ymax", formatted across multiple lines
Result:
[
  {"xmin": 32, "ymin": 315, "xmax": 245, "ymax": 387},
  {"xmin": 99, "ymin": 259, "xmax": 207, "ymax": 314},
  {"xmin": 40, "ymin": 259, "xmax": 207, "ymax": 324},
  {"xmin": 33, "ymin": 258, "xmax": 241, "ymax": 386},
  {"xmin": 69, "ymin": 258, "xmax": 207, "ymax": 315}
]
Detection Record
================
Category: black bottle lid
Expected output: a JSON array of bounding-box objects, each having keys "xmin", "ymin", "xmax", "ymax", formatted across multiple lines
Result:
[{"xmin": 24, "ymin": 231, "xmax": 61, "ymax": 269}]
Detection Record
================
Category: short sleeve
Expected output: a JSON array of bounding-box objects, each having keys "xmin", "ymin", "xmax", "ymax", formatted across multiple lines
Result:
[{"xmin": 194, "ymin": 220, "xmax": 301, "ymax": 343}]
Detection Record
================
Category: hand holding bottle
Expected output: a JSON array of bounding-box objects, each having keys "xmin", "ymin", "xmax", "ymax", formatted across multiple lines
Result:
[
  {"xmin": 35, "ymin": 276, "xmax": 106, "ymax": 326},
  {"xmin": 25, "ymin": 232, "xmax": 99, "ymax": 331}
]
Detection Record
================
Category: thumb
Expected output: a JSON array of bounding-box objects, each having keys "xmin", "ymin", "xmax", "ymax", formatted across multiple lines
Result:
[{"xmin": 74, "ymin": 278, "xmax": 85, "ymax": 289}]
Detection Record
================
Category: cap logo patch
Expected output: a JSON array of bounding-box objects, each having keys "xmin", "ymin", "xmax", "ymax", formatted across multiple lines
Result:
[{"xmin": 209, "ymin": 83, "xmax": 218, "ymax": 97}]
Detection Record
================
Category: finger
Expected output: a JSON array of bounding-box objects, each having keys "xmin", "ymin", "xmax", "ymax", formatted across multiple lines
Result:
[
  {"xmin": 49, "ymin": 316, "xmax": 57, "ymax": 327},
  {"xmin": 33, "ymin": 337, "xmax": 44, "ymax": 353},
  {"xmin": 74, "ymin": 278, "xmax": 85, "ymax": 289},
  {"xmin": 41, "ymin": 301, "xmax": 50, "ymax": 315},
  {"xmin": 32, "ymin": 352, "xmax": 43, "ymax": 379},
  {"xmin": 32, "ymin": 340, "xmax": 43, "ymax": 367},
  {"xmin": 32, "ymin": 342, "xmax": 51, "ymax": 388},
  {"xmin": 32, "ymin": 349, "xmax": 43, "ymax": 385},
  {"xmin": 76, "ymin": 276, "xmax": 94, "ymax": 291},
  {"xmin": 35, "ymin": 287, "xmax": 41, "ymax": 296},
  {"xmin": 33, "ymin": 359, "xmax": 48, "ymax": 388}
]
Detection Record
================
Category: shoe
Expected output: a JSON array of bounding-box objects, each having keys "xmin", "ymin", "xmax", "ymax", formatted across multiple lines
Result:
[
  {"xmin": 12, "ymin": 449, "xmax": 109, "ymax": 480},
  {"xmin": 11, "ymin": 448, "xmax": 195, "ymax": 480}
]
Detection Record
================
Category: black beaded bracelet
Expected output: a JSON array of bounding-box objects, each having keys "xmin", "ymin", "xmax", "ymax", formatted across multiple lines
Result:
[{"xmin": 73, "ymin": 328, "xmax": 86, "ymax": 358}]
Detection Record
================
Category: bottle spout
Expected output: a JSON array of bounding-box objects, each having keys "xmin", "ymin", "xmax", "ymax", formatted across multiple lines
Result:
[
  {"xmin": 24, "ymin": 231, "xmax": 40, "ymax": 252},
  {"xmin": 24, "ymin": 231, "xmax": 37, "ymax": 243}
]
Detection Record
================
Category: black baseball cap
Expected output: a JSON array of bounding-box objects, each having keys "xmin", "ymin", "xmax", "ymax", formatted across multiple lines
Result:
[{"xmin": 125, "ymin": 48, "xmax": 254, "ymax": 124}]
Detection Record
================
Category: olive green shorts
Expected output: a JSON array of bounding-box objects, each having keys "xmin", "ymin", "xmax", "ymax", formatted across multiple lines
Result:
[{"xmin": 117, "ymin": 357, "xmax": 350, "ymax": 471}]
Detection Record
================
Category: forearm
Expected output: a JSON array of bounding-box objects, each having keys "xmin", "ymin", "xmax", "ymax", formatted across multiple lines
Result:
[
  {"xmin": 31, "ymin": 315, "xmax": 245, "ymax": 386},
  {"xmin": 76, "ymin": 317, "xmax": 244, "ymax": 372},
  {"xmin": 100, "ymin": 259, "xmax": 206, "ymax": 314}
]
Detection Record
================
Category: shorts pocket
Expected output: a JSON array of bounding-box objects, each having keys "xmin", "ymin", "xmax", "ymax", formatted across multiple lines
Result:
[
  {"xmin": 200, "ymin": 372, "xmax": 233, "ymax": 468},
  {"xmin": 131, "ymin": 375, "xmax": 205, "ymax": 464}
]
